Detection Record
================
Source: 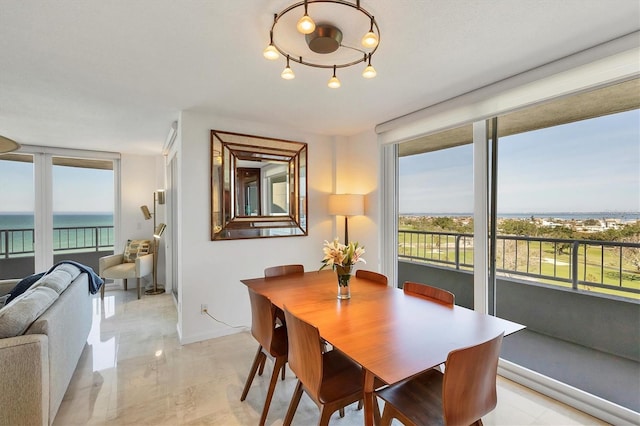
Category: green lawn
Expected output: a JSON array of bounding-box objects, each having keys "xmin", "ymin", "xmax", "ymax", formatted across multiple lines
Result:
[{"xmin": 398, "ymin": 231, "xmax": 639, "ymax": 300}]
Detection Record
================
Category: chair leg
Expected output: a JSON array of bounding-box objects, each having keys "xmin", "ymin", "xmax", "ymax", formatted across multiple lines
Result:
[
  {"xmin": 258, "ymin": 355, "xmax": 286, "ymax": 426},
  {"xmin": 283, "ymin": 380, "xmax": 304, "ymax": 426},
  {"xmin": 258, "ymin": 354, "xmax": 266, "ymax": 376},
  {"xmin": 281, "ymin": 364, "xmax": 286, "ymax": 380},
  {"xmin": 240, "ymin": 346, "xmax": 264, "ymax": 401},
  {"xmin": 124, "ymin": 278, "xmax": 128, "ymax": 291},
  {"xmin": 380, "ymin": 404, "xmax": 395, "ymax": 426},
  {"xmin": 339, "ymin": 407, "xmax": 345, "ymax": 418},
  {"xmin": 136, "ymin": 278, "xmax": 141, "ymax": 299},
  {"xmin": 319, "ymin": 405, "xmax": 335, "ymax": 426},
  {"xmin": 100, "ymin": 282, "xmax": 105, "ymax": 300}
]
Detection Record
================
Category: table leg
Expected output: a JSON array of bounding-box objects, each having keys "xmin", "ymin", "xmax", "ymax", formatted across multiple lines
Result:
[{"xmin": 363, "ymin": 370, "xmax": 375, "ymax": 426}]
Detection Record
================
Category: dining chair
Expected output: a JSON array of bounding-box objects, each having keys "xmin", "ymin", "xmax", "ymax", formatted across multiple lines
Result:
[
  {"xmin": 376, "ymin": 332, "xmax": 504, "ymax": 426},
  {"xmin": 403, "ymin": 281, "xmax": 455, "ymax": 306},
  {"xmin": 264, "ymin": 264, "xmax": 304, "ymax": 323},
  {"xmin": 264, "ymin": 264, "xmax": 304, "ymax": 278},
  {"xmin": 355, "ymin": 269, "xmax": 388, "ymax": 285},
  {"xmin": 283, "ymin": 306, "xmax": 366, "ymax": 426},
  {"xmin": 240, "ymin": 288, "xmax": 288, "ymax": 426}
]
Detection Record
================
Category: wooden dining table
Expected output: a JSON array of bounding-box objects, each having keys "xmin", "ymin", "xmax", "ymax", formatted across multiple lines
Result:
[{"xmin": 241, "ymin": 270, "xmax": 525, "ymax": 426}]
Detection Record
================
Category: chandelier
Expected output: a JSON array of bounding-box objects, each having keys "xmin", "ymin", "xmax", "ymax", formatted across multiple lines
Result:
[{"xmin": 263, "ymin": 0, "xmax": 380, "ymax": 88}]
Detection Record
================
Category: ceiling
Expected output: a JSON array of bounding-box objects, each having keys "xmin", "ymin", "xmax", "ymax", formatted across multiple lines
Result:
[{"xmin": 1, "ymin": 0, "xmax": 638, "ymax": 155}]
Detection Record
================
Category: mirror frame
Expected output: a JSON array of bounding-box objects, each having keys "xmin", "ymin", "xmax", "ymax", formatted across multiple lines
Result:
[{"xmin": 210, "ymin": 130, "xmax": 308, "ymax": 240}]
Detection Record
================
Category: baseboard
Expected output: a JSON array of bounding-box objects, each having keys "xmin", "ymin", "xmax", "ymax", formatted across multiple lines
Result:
[{"xmin": 178, "ymin": 326, "xmax": 249, "ymax": 345}]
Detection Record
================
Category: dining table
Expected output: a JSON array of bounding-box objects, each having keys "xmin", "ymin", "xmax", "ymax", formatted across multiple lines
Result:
[{"xmin": 241, "ymin": 269, "xmax": 525, "ymax": 426}]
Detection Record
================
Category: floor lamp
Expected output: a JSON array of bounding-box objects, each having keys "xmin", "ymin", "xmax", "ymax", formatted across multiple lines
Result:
[
  {"xmin": 140, "ymin": 190, "xmax": 166, "ymax": 295},
  {"xmin": 328, "ymin": 194, "xmax": 364, "ymax": 244},
  {"xmin": 147, "ymin": 223, "xmax": 166, "ymax": 295}
]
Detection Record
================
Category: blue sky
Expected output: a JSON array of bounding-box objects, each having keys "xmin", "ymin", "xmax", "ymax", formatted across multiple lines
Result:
[
  {"xmin": 1, "ymin": 110, "xmax": 638, "ymax": 215},
  {"xmin": 0, "ymin": 161, "xmax": 114, "ymax": 213},
  {"xmin": 400, "ymin": 109, "xmax": 640, "ymax": 214}
]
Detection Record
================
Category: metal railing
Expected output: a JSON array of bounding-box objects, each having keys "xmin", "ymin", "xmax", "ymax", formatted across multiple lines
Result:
[
  {"xmin": 399, "ymin": 230, "xmax": 640, "ymax": 297},
  {"xmin": 1, "ymin": 226, "xmax": 114, "ymax": 258}
]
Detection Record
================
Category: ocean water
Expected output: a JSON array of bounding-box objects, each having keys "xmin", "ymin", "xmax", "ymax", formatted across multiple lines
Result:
[
  {"xmin": 0, "ymin": 213, "xmax": 114, "ymax": 230},
  {"xmin": 1, "ymin": 214, "xmax": 115, "ymax": 254}
]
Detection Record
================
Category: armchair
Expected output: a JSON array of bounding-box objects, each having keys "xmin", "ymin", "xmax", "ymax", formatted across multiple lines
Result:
[{"xmin": 99, "ymin": 245, "xmax": 153, "ymax": 300}]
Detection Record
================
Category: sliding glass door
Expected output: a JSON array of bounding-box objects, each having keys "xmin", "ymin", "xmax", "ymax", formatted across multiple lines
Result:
[
  {"xmin": 51, "ymin": 156, "xmax": 115, "ymax": 271},
  {"xmin": 0, "ymin": 149, "xmax": 118, "ymax": 279},
  {"xmin": 0, "ymin": 153, "xmax": 36, "ymax": 278},
  {"xmin": 394, "ymin": 78, "xmax": 640, "ymax": 414}
]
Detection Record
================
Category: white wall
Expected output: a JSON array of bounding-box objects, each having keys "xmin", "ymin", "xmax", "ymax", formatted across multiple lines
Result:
[
  {"xmin": 177, "ymin": 111, "xmax": 332, "ymax": 343},
  {"xmin": 339, "ymin": 129, "xmax": 382, "ymax": 277},
  {"xmin": 118, "ymin": 153, "xmax": 165, "ymax": 288}
]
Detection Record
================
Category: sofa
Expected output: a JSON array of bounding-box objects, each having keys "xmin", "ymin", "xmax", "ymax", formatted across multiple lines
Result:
[{"xmin": 0, "ymin": 263, "xmax": 94, "ymax": 426}]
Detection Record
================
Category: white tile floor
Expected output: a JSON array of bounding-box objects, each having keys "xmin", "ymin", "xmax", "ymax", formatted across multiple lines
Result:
[{"xmin": 54, "ymin": 289, "xmax": 609, "ymax": 425}]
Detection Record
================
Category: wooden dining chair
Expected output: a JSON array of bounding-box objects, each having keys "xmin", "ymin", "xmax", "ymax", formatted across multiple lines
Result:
[
  {"xmin": 376, "ymin": 332, "xmax": 504, "ymax": 426},
  {"xmin": 355, "ymin": 269, "xmax": 388, "ymax": 285},
  {"xmin": 240, "ymin": 288, "xmax": 288, "ymax": 426},
  {"xmin": 264, "ymin": 264, "xmax": 304, "ymax": 324},
  {"xmin": 264, "ymin": 264, "xmax": 304, "ymax": 278},
  {"xmin": 283, "ymin": 306, "xmax": 365, "ymax": 426},
  {"xmin": 403, "ymin": 281, "xmax": 455, "ymax": 306}
]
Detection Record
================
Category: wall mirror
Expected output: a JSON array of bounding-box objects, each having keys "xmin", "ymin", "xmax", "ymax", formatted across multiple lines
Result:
[{"xmin": 211, "ymin": 130, "xmax": 308, "ymax": 240}]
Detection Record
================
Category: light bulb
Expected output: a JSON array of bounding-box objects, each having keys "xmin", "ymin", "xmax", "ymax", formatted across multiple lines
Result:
[
  {"xmin": 361, "ymin": 31, "xmax": 379, "ymax": 48},
  {"xmin": 296, "ymin": 14, "xmax": 316, "ymax": 34},
  {"xmin": 328, "ymin": 75, "xmax": 341, "ymax": 89},
  {"xmin": 263, "ymin": 44, "xmax": 279, "ymax": 60},
  {"xmin": 281, "ymin": 66, "xmax": 295, "ymax": 80},
  {"xmin": 362, "ymin": 64, "xmax": 377, "ymax": 79}
]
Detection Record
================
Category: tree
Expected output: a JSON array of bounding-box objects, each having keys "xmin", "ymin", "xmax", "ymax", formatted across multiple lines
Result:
[{"xmin": 499, "ymin": 219, "xmax": 538, "ymax": 236}]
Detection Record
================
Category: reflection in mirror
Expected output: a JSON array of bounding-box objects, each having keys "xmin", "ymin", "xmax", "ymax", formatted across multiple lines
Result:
[{"xmin": 211, "ymin": 130, "xmax": 308, "ymax": 240}]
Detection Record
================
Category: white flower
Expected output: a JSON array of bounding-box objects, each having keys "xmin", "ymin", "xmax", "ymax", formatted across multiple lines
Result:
[{"xmin": 320, "ymin": 238, "xmax": 365, "ymax": 271}]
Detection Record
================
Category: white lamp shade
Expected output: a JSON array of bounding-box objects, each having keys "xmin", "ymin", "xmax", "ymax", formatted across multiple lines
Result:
[{"xmin": 328, "ymin": 194, "xmax": 364, "ymax": 216}]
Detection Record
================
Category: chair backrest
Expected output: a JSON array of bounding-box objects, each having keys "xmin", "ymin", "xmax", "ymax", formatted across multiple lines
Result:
[
  {"xmin": 248, "ymin": 288, "xmax": 277, "ymax": 350},
  {"xmin": 403, "ymin": 281, "xmax": 455, "ymax": 307},
  {"xmin": 283, "ymin": 306, "xmax": 324, "ymax": 399},
  {"xmin": 264, "ymin": 264, "xmax": 304, "ymax": 278},
  {"xmin": 442, "ymin": 332, "xmax": 504, "ymax": 425},
  {"xmin": 355, "ymin": 269, "xmax": 388, "ymax": 285}
]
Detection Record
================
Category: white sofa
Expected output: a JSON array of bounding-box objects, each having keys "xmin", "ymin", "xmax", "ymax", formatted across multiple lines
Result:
[{"xmin": 0, "ymin": 264, "xmax": 93, "ymax": 425}]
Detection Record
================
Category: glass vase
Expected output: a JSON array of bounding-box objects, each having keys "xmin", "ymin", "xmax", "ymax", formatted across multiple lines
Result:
[{"xmin": 335, "ymin": 265, "xmax": 353, "ymax": 300}]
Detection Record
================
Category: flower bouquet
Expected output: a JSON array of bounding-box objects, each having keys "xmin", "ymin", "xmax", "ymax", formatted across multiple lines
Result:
[{"xmin": 320, "ymin": 238, "xmax": 365, "ymax": 299}]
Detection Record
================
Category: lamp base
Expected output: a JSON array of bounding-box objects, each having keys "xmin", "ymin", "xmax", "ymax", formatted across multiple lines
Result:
[{"xmin": 145, "ymin": 286, "xmax": 165, "ymax": 295}]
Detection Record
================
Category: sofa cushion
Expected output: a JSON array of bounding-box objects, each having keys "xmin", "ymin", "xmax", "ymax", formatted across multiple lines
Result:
[
  {"xmin": 0, "ymin": 286, "xmax": 59, "ymax": 338},
  {"xmin": 34, "ymin": 269, "xmax": 74, "ymax": 294},
  {"xmin": 123, "ymin": 239, "xmax": 151, "ymax": 263},
  {"xmin": 52, "ymin": 263, "xmax": 82, "ymax": 281},
  {"xmin": 6, "ymin": 272, "xmax": 45, "ymax": 304}
]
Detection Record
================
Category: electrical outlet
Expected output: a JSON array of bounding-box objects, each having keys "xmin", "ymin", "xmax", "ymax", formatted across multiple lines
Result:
[{"xmin": 200, "ymin": 304, "xmax": 208, "ymax": 315}]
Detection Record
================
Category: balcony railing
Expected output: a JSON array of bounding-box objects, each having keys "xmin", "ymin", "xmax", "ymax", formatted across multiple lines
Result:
[
  {"xmin": 1, "ymin": 225, "xmax": 114, "ymax": 258},
  {"xmin": 398, "ymin": 230, "xmax": 640, "ymax": 298}
]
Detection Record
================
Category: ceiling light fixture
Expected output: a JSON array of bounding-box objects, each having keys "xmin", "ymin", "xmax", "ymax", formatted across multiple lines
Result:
[
  {"xmin": 264, "ymin": 0, "xmax": 380, "ymax": 88},
  {"xmin": 281, "ymin": 55, "xmax": 296, "ymax": 80}
]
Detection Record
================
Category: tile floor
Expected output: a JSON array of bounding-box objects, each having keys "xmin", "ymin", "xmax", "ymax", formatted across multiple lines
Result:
[{"xmin": 54, "ymin": 289, "xmax": 609, "ymax": 425}]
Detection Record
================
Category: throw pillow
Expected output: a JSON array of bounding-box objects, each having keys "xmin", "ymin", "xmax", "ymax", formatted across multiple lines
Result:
[
  {"xmin": 123, "ymin": 239, "xmax": 151, "ymax": 263},
  {"xmin": 0, "ymin": 286, "xmax": 59, "ymax": 338},
  {"xmin": 6, "ymin": 272, "xmax": 45, "ymax": 304}
]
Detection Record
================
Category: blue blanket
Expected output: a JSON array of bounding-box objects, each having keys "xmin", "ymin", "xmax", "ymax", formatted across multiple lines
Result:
[{"xmin": 45, "ymin": 260, "xmax": 104, "ymax": 295}]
